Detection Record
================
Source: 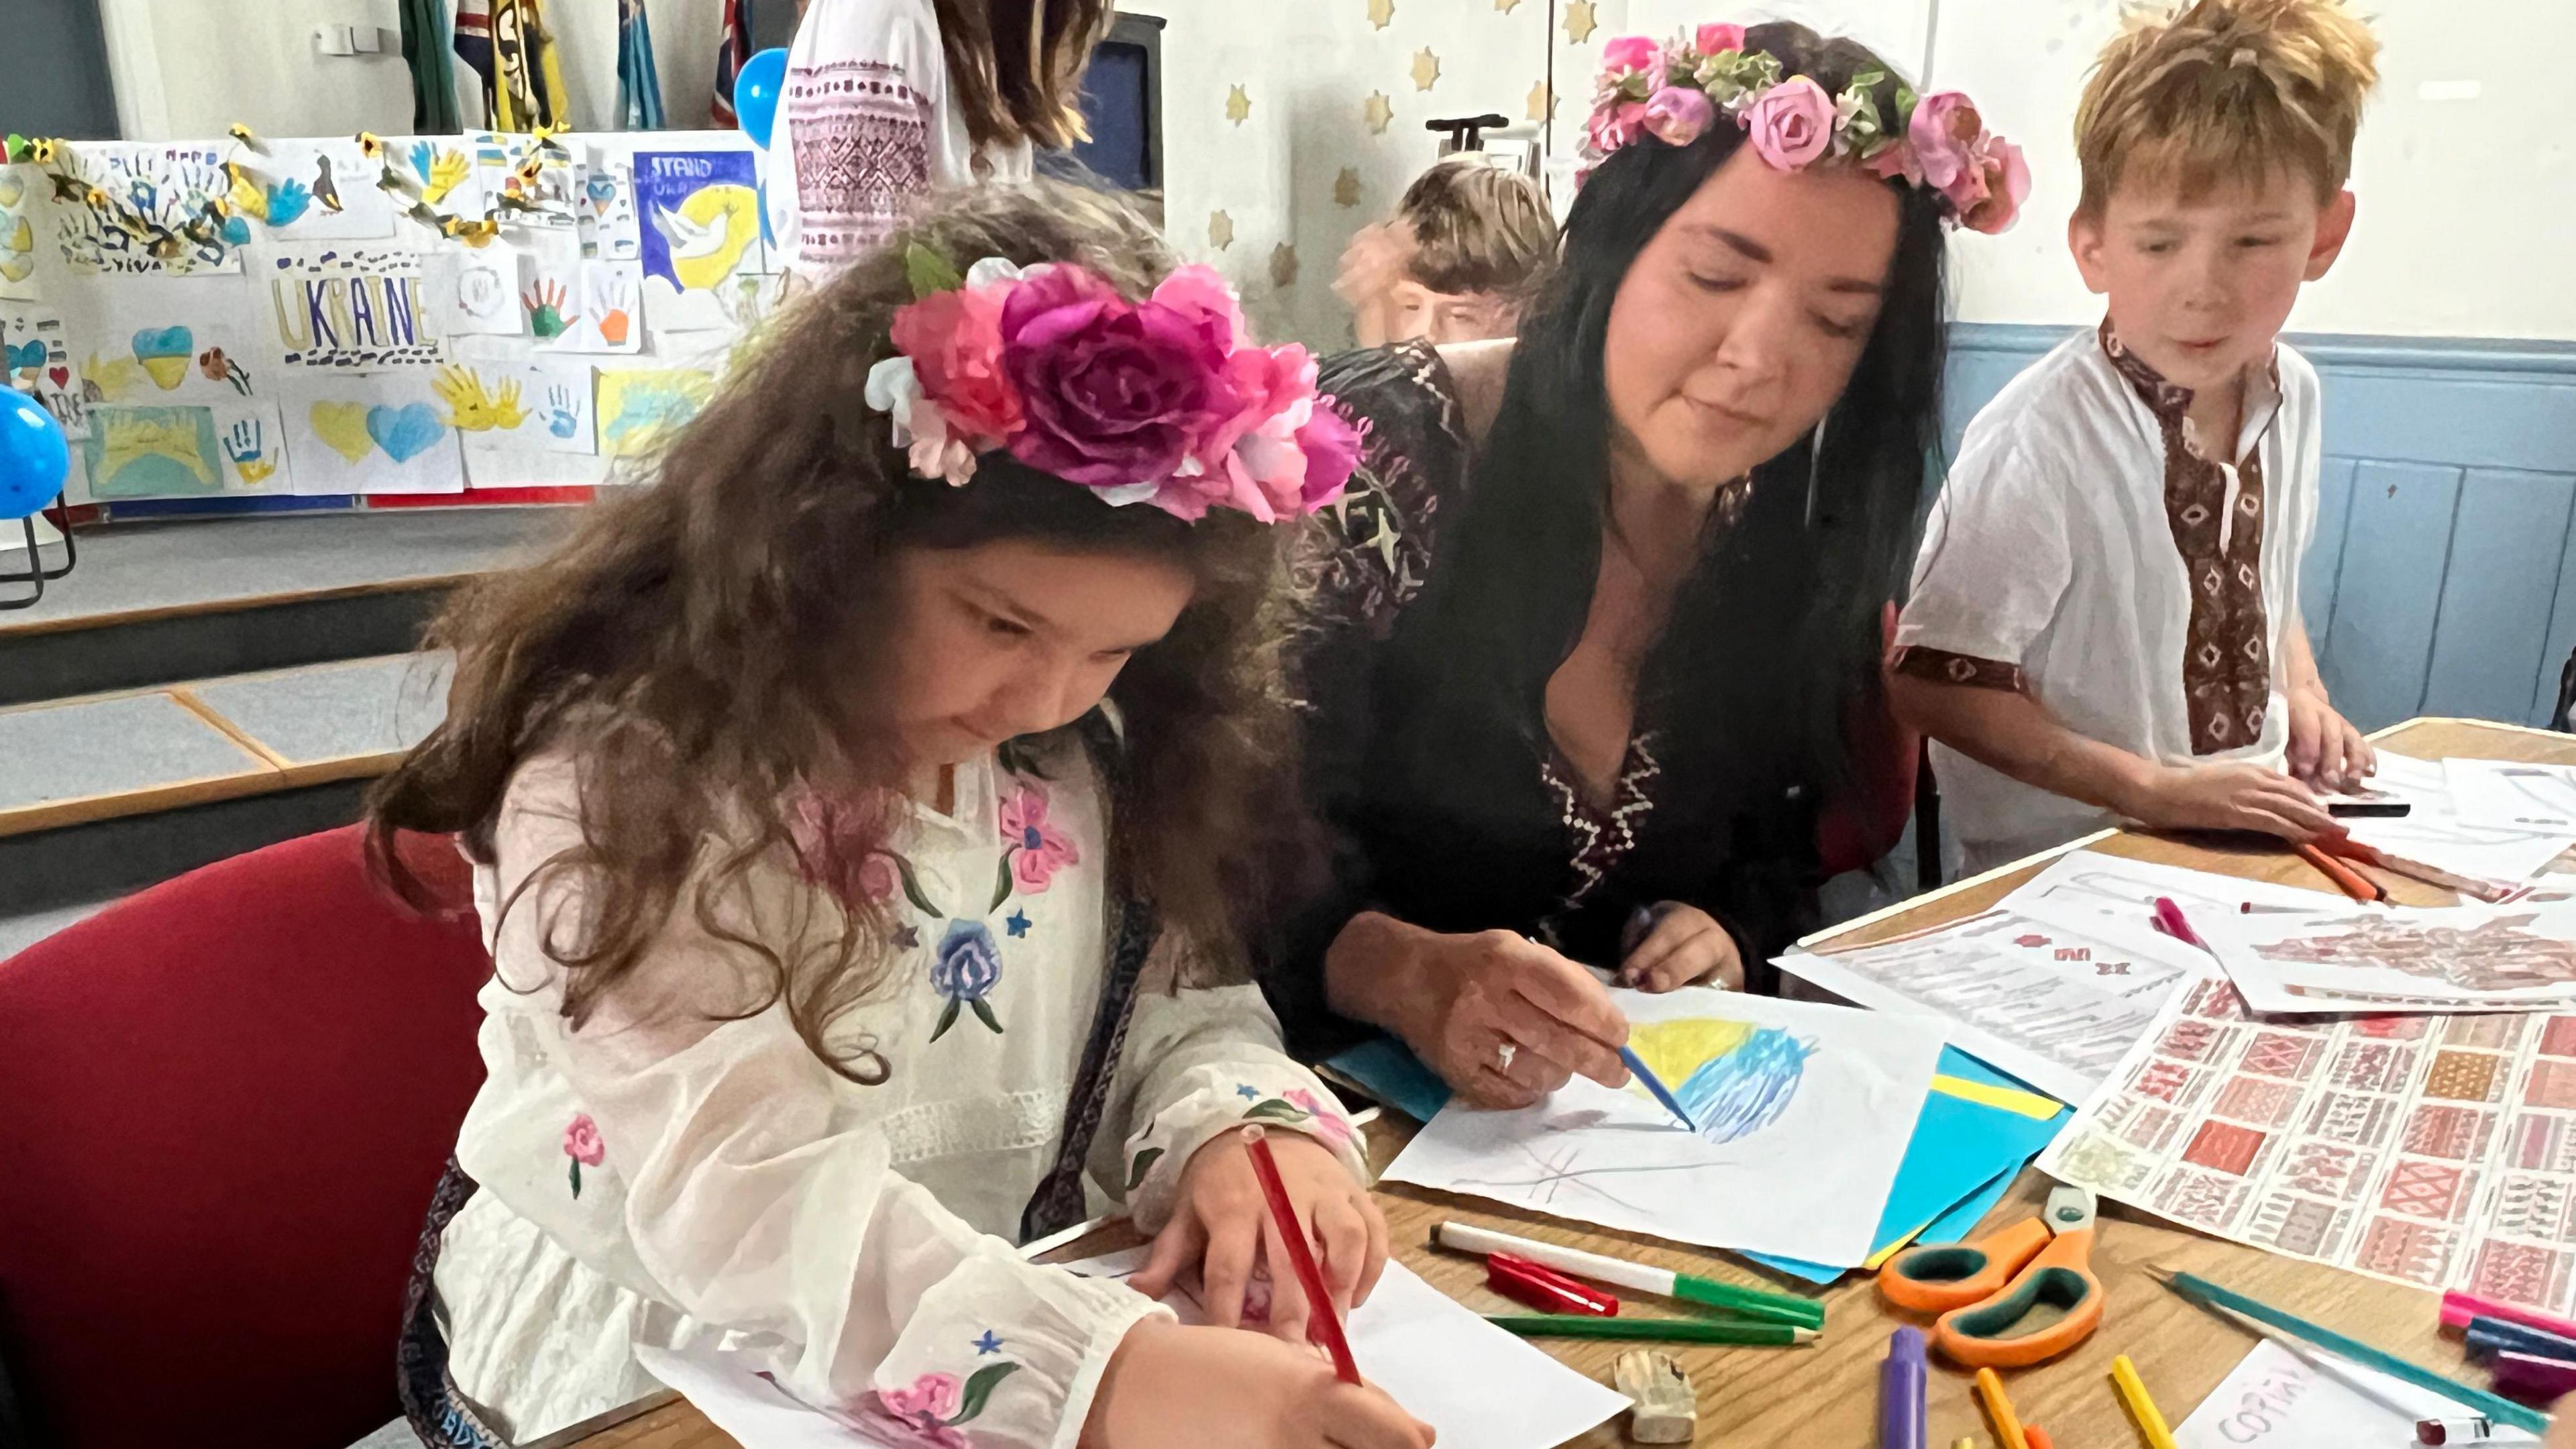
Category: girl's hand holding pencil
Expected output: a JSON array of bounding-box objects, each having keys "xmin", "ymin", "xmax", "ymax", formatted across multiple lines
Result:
[
  {"xmin": 1081, "ymin": 1319, "xmax": 1436, "ymax": 1449},
  {"xmin": 1132, "ymin": 1126, "xmax": 1391, "ymax": 1347}
]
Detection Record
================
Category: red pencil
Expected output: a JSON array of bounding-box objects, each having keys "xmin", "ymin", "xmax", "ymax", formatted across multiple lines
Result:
[
  {"xmin": 1242, "ymin": 1125, "xmax": 1362, "ymax": 1383},
  {"xmin": 2025, "ymin": 1426, "xmax": 2056, "ymax": 1449}
]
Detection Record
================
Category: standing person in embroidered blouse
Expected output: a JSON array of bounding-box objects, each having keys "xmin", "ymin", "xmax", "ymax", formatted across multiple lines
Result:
[
  {"xmin": 1890, "ymin": 0, "xmax": 2380, "ymax": 876},
  {"xmin": 768, "ymin": 0, "xmax": 1104, "ymax": 281},
  {"xmin": 368, "ymin": 184, "xmax": 1430, "ymax": 1449},
  {"xmin": 1266, "ymin": 21, "xmax": 2025, "ymax": 1105}
]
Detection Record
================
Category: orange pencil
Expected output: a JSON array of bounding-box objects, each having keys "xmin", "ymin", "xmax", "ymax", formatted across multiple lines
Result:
[
  {"xmin": 2025, "ymin": 1428, "xmax": 2055, "ymax": 1449},
  {"xmin": 2296, "ymin": 841, "xmax": 2382, "ymax": 904}
]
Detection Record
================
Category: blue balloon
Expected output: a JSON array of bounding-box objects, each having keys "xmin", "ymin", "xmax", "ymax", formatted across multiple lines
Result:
[
  {"xmin": 734, "ymin": 48, "xmax": 788, "ymax": 150},
  {"xmin": 0, "ymin": 390, "xmax": 67, "ymax": 521}
]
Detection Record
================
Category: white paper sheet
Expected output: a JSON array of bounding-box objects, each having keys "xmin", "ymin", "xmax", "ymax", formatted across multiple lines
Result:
[
  {"xmin": 634, "ymin": 1256, "xmax": 1631, "ymax": 1449},
  {"xmin": 1780, "ymin": 904, "xmax": 2208, "ymax": 1102},
  {"xmin": 2343, "ymin": 755, "xmax": 2576, "ymax": 888},
  {"xmin": 2042, "ymin": 975, "xmax": 2576, "ymax": 1306},
  {"xmin": 2176, "ymin": 1337, "xmax": 2540, "ymax": 1447},
  {"xmin": 2003, "ymin": 850, "xmax": 2349, "ymax": 930},
  {"xmin": 2450, "ymin": 759, "xmax": 2576, "ymax": 835},
  {"xmin": 439, "ymin": 354, "xmax": 597, "ymax": 455},
  {"xmin": 1383, "ymin": 988, "xmax": 1947, "ymax": 1265},
  {"xmin": 1059, "ymin": 1250, "xmax": 1632, "ymax": 1449},
  {"xmin": 2202, "ymin": 899, "xmax": 2576, "ymax": 1015},
  {"xmin": 0, "ymin": 164, "xmax": 42, "ymax": 300}
]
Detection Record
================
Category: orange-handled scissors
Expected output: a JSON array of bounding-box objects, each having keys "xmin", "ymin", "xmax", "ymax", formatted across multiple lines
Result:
[{"xmin": 1877, "ymin": 1185, "xmax": 2104, "ymax": 1368}]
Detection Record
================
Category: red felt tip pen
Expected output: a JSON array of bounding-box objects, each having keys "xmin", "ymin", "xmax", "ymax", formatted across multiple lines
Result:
[
  {"xmin": 1488, "ymin": 1252, "xmax": 1618, "ymax": 1316},
  {"xmin": 1242, "ymin": 1125, "xmax": 1362, "ymax": 1384}
]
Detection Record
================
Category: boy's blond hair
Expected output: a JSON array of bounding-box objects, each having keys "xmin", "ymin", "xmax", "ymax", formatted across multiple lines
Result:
[
  {"xmin": 1397, "ymin": 156, "xmax": 1557, "ymax": 298},
  {"xmin": 2075, "ymin": 0, "xmax": 2380, "ymax": 214}
]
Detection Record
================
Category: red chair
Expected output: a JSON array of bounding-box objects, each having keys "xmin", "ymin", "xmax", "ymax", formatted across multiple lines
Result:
[{"xmin": 0, "ymin": 825, "xmax": 490, "ymax": 1449}]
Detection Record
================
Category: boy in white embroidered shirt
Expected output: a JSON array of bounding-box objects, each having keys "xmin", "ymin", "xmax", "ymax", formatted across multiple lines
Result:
[
  {"xmin": 1891, "ymin": 0, "xmax": 2381, "ymax": 875},
  {"xmin": 374, "ymin": 184, "xmax": 1429, "ymax": 1449}
]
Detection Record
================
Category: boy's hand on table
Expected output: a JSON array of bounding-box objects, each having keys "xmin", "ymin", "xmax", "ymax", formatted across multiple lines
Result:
[
  {"xmin": 2126, "ymin": 760, "xmax": 2339, "ymax": 841},
  {"xmin": 2285, "ymin": 685, "xmax": 2376, "ymax": 792}
]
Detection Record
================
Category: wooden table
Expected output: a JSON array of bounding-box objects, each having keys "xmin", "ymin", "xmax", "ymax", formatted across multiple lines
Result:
[{"xmin": 578, "ymin": 718, "xmax": 2576, "ymax": 1449}]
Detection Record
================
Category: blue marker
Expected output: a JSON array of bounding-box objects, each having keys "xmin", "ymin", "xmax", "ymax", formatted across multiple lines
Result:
[{"xmin": 1619, "ymin": 1044, "xmax": 1698, "ymax": 1132}]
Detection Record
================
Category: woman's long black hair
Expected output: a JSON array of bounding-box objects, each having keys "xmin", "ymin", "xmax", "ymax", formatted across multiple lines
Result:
[{"xmin": 1361, "ymin": 21, "xmax": 1949, "ymax": 956}]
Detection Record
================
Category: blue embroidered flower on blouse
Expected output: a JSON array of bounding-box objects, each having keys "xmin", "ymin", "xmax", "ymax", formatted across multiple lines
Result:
[
  {"xmin": 973, "ymin": 1330, "xmax": 1005, "ymax": 1356},
  {"xmin": 929, "ymin": 919, "xmax": 1006, "ymax": 1039},
  {"xmin": 1005, "ymin": 908, "xmax": 1032, "ymax": 938}
]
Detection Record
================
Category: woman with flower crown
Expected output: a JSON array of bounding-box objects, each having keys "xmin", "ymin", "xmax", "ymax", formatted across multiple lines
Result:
[
  {"xmin": 370, "ymin": 182, "xmax": 1430, "ymax": 1449},
  {"xmin": 1267, "ymin": 20, "xmax": 2027, "ymax": 1106}
]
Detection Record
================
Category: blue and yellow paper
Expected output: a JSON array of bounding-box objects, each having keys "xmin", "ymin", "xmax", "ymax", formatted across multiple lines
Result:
[{"xmin": 1324, "ymin": 1036, "xmax": 2068, "ymax": 1282}]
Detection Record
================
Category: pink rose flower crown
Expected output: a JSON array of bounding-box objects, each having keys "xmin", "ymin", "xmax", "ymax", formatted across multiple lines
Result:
[
  {"xmin": 1581, "ymin": 21, "xmax": 2029, "ymax": 235},
  {"xmin": 863, "ymin": 244, "xmax": 1364, "ymax": 523}
]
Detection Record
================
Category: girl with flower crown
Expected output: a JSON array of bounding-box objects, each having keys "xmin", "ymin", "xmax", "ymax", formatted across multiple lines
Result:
[
  {"xmin": 370, "ymin": 182, "xmax": 1430, "ymax": 1449},
  {"xmin": 1269, "ymin": 21, "xmax": 2027, "ymax": 1104}
]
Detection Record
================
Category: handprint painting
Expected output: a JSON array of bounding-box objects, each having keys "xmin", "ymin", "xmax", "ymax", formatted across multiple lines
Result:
[
  {"xmin": 438, "ymin": 358, "xmax": 595, "ymax": 455},
  {"xmin": 80, "ymin": 405, "xmax": 222, "ymax": 498},
  {"xmin": 596, "ymin": 367, "xmax": 713, "ymax": 460},
  {"xmin": 78, "ymin": 401, "xmax": 286, "ymax": 498}
]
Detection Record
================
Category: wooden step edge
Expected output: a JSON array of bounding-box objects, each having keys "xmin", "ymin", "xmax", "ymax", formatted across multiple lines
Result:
[{"xmin": 0, "ymin": 571, "xmax": 478, "ymax": 641}]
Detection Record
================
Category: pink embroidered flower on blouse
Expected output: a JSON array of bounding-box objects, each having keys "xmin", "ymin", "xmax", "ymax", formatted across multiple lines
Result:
[
  {"xmin": 879, "ymin": 1373, "xmax": 965, "ymax": 1427},
  {"xmin": 563, "ymin": 1113, "xmax": 606, "ymax": 1167},
  {"xmin": 998, "ymin": 782, "xmax": 1079, "ymax": 893},
  {"xmin": 564, "ymin": 1112, "xmax": 605, "ymax": 1197},
  {"xmin": 1283, "ymin": 1088, "xmax": 1354, "ymax": 1148}
]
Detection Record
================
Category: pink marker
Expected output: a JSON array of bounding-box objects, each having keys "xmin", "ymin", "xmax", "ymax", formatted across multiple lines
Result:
[{"xmin": 2440, "ymin": 1291, "xmax": 2576, "ymax": 1342}]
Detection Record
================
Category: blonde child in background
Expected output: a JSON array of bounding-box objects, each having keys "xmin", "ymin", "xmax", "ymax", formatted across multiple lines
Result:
[
  {"xmin": 769, "ymin": 0, "xmax": 1107, "ymax": 280},
  {"xmin": 1892, "ymin": 0, "xmax": 2380, "ymax": 875},
  {"xmin": 379, "ymin": 183, "xmax": 1430, "ymax": 1449},
  {"xmin": 1334, "ymin": 154, "xmax": 1557, "ymax": 346}
]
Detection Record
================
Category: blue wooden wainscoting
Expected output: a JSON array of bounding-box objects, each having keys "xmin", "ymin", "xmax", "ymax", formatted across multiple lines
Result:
[{"xmin": 1941, "ymin": 325, "xmax": 2576, "ymax": 731}]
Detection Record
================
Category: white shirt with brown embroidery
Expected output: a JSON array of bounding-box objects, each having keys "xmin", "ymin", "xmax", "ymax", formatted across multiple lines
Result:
[{"xmin": 1893, "ymin": 322, "xmax": 2321, "ymax": 874}]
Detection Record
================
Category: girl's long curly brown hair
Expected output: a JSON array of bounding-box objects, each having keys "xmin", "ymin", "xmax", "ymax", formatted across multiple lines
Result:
[{"xmin": 369, "ymin": 182, "xmax": 1304, "ymax": 1079}]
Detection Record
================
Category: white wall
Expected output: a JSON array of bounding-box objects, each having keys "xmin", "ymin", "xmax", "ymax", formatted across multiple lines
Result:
[
  {"xmin": 1127, "ymin": 0, "xmax": 1554, "ymax": 348},
  {"xmin": 1929, "ymin": 0, "xmax": 2576, "ymax": 340},
  {"xmin": 99, "ymin": 0, "xmax": 735, "ymax": 141},
  {"xmin": 99, "ymin": 0, "xmax": 414, "ymax": 139}
]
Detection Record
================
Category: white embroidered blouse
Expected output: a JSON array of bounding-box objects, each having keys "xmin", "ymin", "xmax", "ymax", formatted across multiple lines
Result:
[
  {"xmin": 431, "ymin": 741, "xmax": 1364, "ymax": 1446},
  {"xmin": 765, "ymin": 0, "xmax": 1036, "ymax": 282}
]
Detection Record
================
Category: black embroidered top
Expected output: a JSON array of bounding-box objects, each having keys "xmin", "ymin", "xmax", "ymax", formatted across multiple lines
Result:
[{"xmin": 1263, "ymin": 342, "xmax": 1825, "ymax": 1057}]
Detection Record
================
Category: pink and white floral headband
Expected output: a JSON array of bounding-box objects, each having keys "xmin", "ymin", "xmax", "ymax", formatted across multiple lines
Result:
[
  {"xmin": 863, "ymin": 247, "xmax": 1362, "ymax": 523},
  {"xmin": 1582, "ymin": 22, "xmax": 2030, "ymax": 234}
]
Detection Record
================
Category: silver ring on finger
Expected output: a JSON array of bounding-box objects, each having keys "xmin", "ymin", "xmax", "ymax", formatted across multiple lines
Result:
[{"xmin": 1496, "ymin": 1039, "xmax": 1517, "ymax": 1073}]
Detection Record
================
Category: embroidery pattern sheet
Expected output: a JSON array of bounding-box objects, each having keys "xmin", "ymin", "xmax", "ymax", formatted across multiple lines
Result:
[
  {"xmin": 2041, "ymin": 975, "xmax": 2576, "ymax": 1313},
  {"xmin": 2202, "ymin": 900, "xmax": 2576, "ymax": 1014},
  {"xmin": 1780, "ymin": 907, "xmax": 2205, "ymax": 1102}
]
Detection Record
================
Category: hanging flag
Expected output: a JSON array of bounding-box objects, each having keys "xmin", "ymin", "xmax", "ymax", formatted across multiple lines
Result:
[
  {"xmin": 401, "ymin": 0, "xmax": 465, "ymax": 131},
  {"xmin": 712, "ymin": 0, "xmax": 755, "ymax": 126},
  {"xmin": 616, "ymin": 0, "xmax": 668, "ymax": 130},
  {"xmin": 453, "ymin": 0, "xmax": 497, "ymax": 117},
  {"xmin": 480, "ymin": 0, "xmax": 570, "ymax": 132}
]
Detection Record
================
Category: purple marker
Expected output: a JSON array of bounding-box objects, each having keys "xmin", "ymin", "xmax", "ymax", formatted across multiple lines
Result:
[{"xmin": 1881, "ymin": 1326, "xmax": 1926, "ymax": 1449}]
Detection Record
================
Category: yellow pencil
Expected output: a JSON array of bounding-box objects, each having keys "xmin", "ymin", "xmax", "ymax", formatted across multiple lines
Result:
[
  {"xmin": 2111, "ymin": 1354, "xmax": 2180, "ymax": 1449},
  {"xmin": 1975, "ymin": 1367, "xmax": 2031, "ymax": 1449},
  {"xmin": 1953, "ymin": 1440, "xmax": 1977, "ymax": 1449}
]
